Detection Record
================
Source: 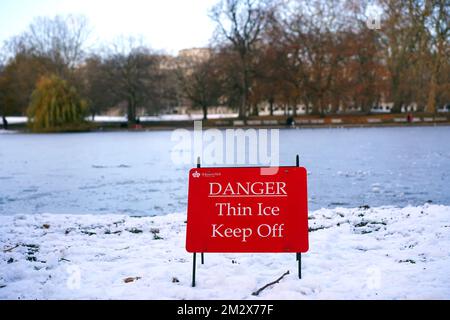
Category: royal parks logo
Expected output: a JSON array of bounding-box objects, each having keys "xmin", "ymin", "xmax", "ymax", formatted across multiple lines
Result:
[{"xmin": 191, "ymin": 170, "xmax": 222, "ymax": 179}]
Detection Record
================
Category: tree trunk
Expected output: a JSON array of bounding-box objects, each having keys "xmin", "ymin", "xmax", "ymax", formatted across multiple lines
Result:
[
  {"xmin": 292, "ymin": 98, "xmax": 297, "ymax": 117},
  {"xmin": 239, "ymin": 60, "xmax": 250, "ymax": 121},
  {"xmin": 127, "ymin": 100, "xmax": 136, "ymax": 126},
  {"xmin": 318, "ymin": 97, "xmax": 326, "ymax": 116},
  {"xmin": 202, "ymin": 105, "xmax": 208, "ymax": 120},
  {"xmin": 390, "ymin": 74, "xmax": 403, "ymax": 113},
  {"xmin": 425, "ymin": 71, "xmax": 437, "ymax": 114},
  {"xmin": 311, "ymin": 100, "xmax": 320, "ymax": 115},
  {"xmin": 2, "ymin": 115, "xmax": 8, "ymax": 130},
  {"xmin": 239, "ymin": 94, "xmax": 247, "ymax": 120},
  {"xmin": 269, "ymin": 98, "xmax": 274, "ymax": 116},
  {"xmin": 331, "ymin": 97, "xmax": 340, "ymax": 114},
  {"xmin": 252, "ymin": 104, "xmax": 259, "ymax": 116}
]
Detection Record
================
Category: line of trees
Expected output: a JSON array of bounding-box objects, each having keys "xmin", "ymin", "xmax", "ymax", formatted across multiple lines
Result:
[
  {"xmin": 0, "ymin": 16, "xmax": 179, "ymax": 127},
  {"xmin": 205, "ymin": 0, "xmax": 449, "ymax": 118},
  {"xmin": 0, "ymin": 0, "xmax": 449, "ymax": 126}
]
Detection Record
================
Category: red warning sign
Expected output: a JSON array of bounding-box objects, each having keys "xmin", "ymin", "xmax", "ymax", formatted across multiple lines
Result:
[{"xmin": 186, "ymin": 167, "xmax": 309, "ymax": 253}]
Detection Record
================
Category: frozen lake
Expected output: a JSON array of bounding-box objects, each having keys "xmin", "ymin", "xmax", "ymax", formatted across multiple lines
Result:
[{"xmin": 1, "ymin": 126, "xmax": 449, "ymax": 215}]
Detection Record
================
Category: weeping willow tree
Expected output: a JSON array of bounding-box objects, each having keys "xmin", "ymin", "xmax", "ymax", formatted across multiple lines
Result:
[{"xmin": 27, "ymin": 75, "xmax": 88, "ymax": 132}]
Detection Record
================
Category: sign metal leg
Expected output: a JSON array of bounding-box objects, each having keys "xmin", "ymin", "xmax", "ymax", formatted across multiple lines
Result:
[
  {"xmin": 296, "ymin": 156, "xmax": 302, "ymax": 279},
  {"xmin": 196, "ymin": 158, "xmax": 205, "ymax": 267},
  {"xmin": 192, "ymin": 253, "xmax": 197, "ymax": 287},
  {"xmin": 297, "ymin": 253, "xmax": 302, "ymax": 279},
  {"xmin": 194, "ymin": 157, "xmax": 203, "ymax": 280},
  {"xmin": 295, "ymin": 155, "xmax": 302, "ymax": 279}
]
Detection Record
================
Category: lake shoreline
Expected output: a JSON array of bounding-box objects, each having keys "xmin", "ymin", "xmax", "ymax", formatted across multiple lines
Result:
[{"xmin": 4, "ymin": 117, "xmax": 450, "ymax": 133}]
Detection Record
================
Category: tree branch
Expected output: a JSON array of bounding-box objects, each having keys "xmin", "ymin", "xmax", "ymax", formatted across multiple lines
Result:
[{"xmin": 251, "ymin": 270, "xmax": 290, "ymax": 296}]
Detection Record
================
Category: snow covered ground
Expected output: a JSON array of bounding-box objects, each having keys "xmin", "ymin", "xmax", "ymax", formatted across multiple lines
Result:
[
  {"xmin": 3, "ymin": 117, "xmax": 27, "ymax": 124},
  {"xmin": 4, "ymin": 114, "xmax": 239, "ymax": 124},
  {"xmin": 1, "ymin": 204, "xmax": 449, "ymax": 300},
  {"xmin": 95, "ymin": 114, "xmax": 239, "ymax": 122},
  {"xmin": 0, "ymin": 130, "xmax": 17, "ymax": 134}
]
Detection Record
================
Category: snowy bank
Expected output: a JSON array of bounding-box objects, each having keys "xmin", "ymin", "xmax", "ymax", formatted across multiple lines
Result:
[
  {"xmin": 1, "ymin": 204, "xmax": 449, "ymax": 300},
  {"xmin": 0, "ymin": 130, "xmax": 18, "ymax": 134}
]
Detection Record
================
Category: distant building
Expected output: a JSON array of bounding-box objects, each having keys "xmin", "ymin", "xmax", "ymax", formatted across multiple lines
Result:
[
  {"xmin": 158, "ymin": 55, "xmax": 178, "ymax": 70},
  {"xmin": 178, "ymin": 48, "xmax": 212, "ymax": 62}
]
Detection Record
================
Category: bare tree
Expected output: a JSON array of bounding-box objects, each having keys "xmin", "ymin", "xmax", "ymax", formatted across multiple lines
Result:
[
  {"xmin": 251, "ymin": 44, "xmax": 285, "ymax": 116},
  {"xmin": 0, "ymin": 51, "xmax": 56, "ymax": 123},
  {"xmin": 12, "ymin": 14, "xmax": 90, "ymax": 75},
  {"xmin": 266, "ymin": 3, "xmax": 308, "ymax": 115},
  {"xmin": 210, "ymin": 0, "xmax": 271, "ymax": 120},
  {"xmin": 177, "ymin": 49, "xmax": 222, "ymax": 120},
  {"xmin": 272, "ymin": 0, "xmax": 353, "ymax": 115},
  {"xmin": 104, "ymin": 37, "xmax": 160, "ymax": 125},
  {"xmin": 77, "ymin": 55, "xmax": 115, "ymax": 120},
  {"xmin": 425, "ymin": 0, "xmax": 449, "ymax": 113},
  {"xmin": 0, "ymin": 48, "xmax": 7, "ymax": 128},
  {"xmin": 378, "ymin": 0, "xmax": 441, "ymax": 113}
]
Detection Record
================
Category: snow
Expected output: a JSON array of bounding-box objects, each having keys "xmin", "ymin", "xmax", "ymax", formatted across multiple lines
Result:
[
  {"xmin": 5, "ymin": 114, "xmax": 239, "ymax": 124},
  {"xmin": 0, "ymin": 130, "xmax": 18, "ymax": 134},
  {"xmin": 92, "ymin": 114, "xmax": 238, "ymax": 122},
  {"xmin": 1, "ymin": 204, "xmax": 449, "ymax": 300},
  {"xmin": 3, "ymin": 117, "xmax": 27, "ymax": 124}
]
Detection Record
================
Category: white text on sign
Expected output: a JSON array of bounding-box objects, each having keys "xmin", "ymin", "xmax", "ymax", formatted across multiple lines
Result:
[
  {"xmin": 215, "ymin": 202, "xmax": 280, "ymax": 216},
  {"xmin": 212, "ymin": 224, "xmax": 285, "ymax": 242}
]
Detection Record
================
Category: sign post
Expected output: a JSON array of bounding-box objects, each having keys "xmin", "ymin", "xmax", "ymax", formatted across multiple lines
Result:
[
  {"xmin": 186, "ymin": 155, "xmax": 309, "ymax": 287},
  {"xmin": 295, "ymin": 154, "xmax": 302, "ymax": 280}
]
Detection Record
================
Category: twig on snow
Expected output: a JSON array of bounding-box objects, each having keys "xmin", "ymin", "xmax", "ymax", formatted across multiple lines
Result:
[
  {"xmin": 252, "ymin": 270, "xmax": 290, "ymax": 296},
  {"xmin": 3, "ymin": 244, "xmax": 20, "ymax": 253}
]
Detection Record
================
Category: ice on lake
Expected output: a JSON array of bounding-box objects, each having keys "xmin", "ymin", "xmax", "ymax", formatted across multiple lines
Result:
[{"xmin": 1, "ymin": 126, "xmax": 449, "ymax": 216}]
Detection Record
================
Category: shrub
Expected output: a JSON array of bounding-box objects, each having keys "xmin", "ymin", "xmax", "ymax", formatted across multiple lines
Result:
[{"xmin": 27, "ymin": 75, "xmax": 88, "ymax": 132}]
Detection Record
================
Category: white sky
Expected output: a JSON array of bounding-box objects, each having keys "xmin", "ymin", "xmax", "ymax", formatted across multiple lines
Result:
[{"xmin": 0, "ymin": 0, "xmax": 217, "ymax": 55}]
